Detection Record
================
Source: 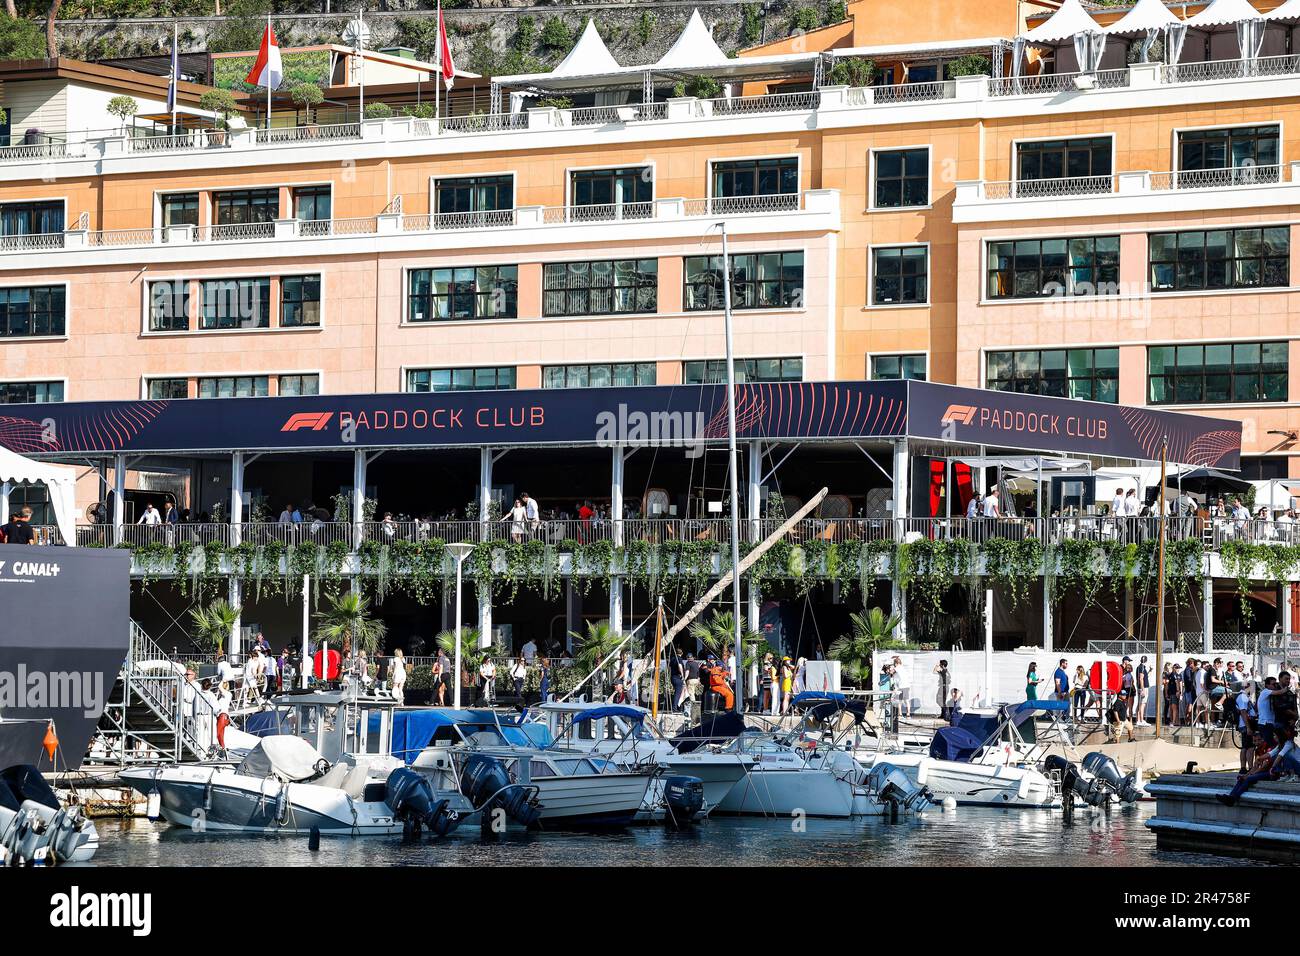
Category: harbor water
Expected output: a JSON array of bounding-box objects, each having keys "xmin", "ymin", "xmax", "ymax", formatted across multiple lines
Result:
[{"xmin": 85, "ymin": 802, "xmax": 1257, "ymax": 867}]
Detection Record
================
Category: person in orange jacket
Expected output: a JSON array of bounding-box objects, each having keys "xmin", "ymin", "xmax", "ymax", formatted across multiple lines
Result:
[{"xmin": 706, "ymin": 655, "xmax": 734, "ymax": 710}]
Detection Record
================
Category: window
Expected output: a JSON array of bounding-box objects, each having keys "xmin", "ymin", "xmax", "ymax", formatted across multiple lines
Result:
[
  {"xmin": 1148, "ymin": 227, "xmax": 1289, "ymax": 292},
  {"xmin": 871, "ymin": 246, "xmax": 928, "ymax": 305},
  {"xmin": 147, "ymin": 378, "xmax": 188, "ymax": 399},
  {"xmin": 683, "ymin": 252, "xmax": 804, "ymax": 311},
  {"xmin": 0, "ymin": 201, "xmax": 63, "ymax": 247},
  {"xmin": 1147, "ymin": 342, "xmax": 1287, "ymax": 405},
  {"xmin": 407, "ymin": 266, "xmax": 518, "ymax": 322},
  {"xmin": 1178, "ymin": 125, "xmax": 1279, "ymax": 182},
  {"xmin": 987, "ymin": 348, "xmax": 1119, "ymax": 402},
  {"xmin": 406, "ymin": 367, "xmax": 516, "ymax": 392},
  {"xmin": 1015, "ymin": 137, "xmax": 1112, "ymax": 193},
  {"xmin": 197, "ymin": 375, "xmax": 270, "ymax": 398},
  {"xmin": 542, "ymin": 260, "xmax": 657, "ymax": 317},
  {"xmin": 0, "ymin": 381, "xmax": 62, "ymax": 403},
  {"xmin": 434, "ymin": 175, "xmax": 514, "ymax": 226},
  {"xmin": 213, "ymin": 188, "xmax": 278, "ymax": 236},
  {"xmin": 294, "ymin": 186, "xmax": 332, "ymax": 236},
  {"xmin": 201, "ymin": 278, "xmax": 271, "ymax": 329},
  {"xmin": 0, "ymin": 285, "xmax": 65, "ymax": 337},
  {"xmin": 570, "ymin": 167, "xmax": 652, "ymax": 219},
  {"xmin": 986, "ymin": 236, "xmax": 1120, "ymax": 299},
  {"xmin": 711, "ymin": 157, "xmax": 799, "ymax": 211},
  {"xmin": 543, "ymin": 363, "xmax": 656, "ymax": 388},
  {"xmin": 160, "ymin": 193, "xmax": 198, "ymax": 229},
  {"xmin": 278, "ymin": 374, "xmax": 319, "ymax": 396},
  {"xmin": 1239, "ymin": 455, "xmax": 1288, "ymax": 481},
  {"xmin": 871, "ymin": 354, "xmax": 926, "ymax": 381},
  {"xmin": 873, "ymin": 148, "xmax": 928, "ymax": 208},
  {"xmin": 148, "ymin": 280, "xmax": 190, "ymax": 331},
  {"xmin": 682, "ymin": 358, "xmax": 803, "ymax": 384},
  {"xmin": 281, "ymin": 275, "xmax": 321, "ymax": 327}
]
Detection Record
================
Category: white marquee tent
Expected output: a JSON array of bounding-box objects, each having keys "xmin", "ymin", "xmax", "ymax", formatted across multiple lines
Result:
[{"xmin": 0, "ymin": 445, "xmax": 78, "ymax": 546}]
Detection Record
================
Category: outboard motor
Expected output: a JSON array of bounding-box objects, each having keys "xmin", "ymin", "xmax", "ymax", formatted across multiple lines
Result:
[
  {"xmin": 1044, "ymin": 755, "xmax": 1107, "ymax": 808},
  {"xmin": 867, "ymin": 762, "xmax": 936, "ymax": 814},
  {"xmin": 459, "ymin": 754, "xmax": 541, "ymax": 828},
  {"xmin": 1082, "ymin": 752, "xmax": 1142, "ymax": 804},
  {"xmin": 385, "ymin": 768, "xmax": 462, "ymax": 838},
  {"xmin": 0, "ymin": 766, "xmax": 97, "ymax": 865},
  {"xmin": 661, "ymin": 775, "xmax": 705, "ymax": 825}
]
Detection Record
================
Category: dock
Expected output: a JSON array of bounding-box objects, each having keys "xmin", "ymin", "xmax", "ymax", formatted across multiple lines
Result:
[{"xmin": 1147, "ymin": 773, "xmax": 1300, "ymax": 862}]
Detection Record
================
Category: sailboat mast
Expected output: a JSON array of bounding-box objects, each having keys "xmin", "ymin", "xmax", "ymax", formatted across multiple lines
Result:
[
  {"xmin": 1155, "ymin": 435, "xmax": 1167, "ymax": 740},
  {"xmin": 718, "ymin": 222, "xmax": 744, "ymax": 714}
]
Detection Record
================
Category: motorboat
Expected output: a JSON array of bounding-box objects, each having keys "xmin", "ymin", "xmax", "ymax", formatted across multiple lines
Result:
[
  {"xmin": 409, "ymin": 709, "xmax": 656, "ymax": 828},
  {"xmin": 525, "ymin": 702, "xmax": 753, "ymax": 818},
  {"xmin": 122, "ymin": 690, "xmax": 475, "ymax": 837},
  {"xmin": 0, "ymin": 764, "xmax": 99, "ymax": 864},
  {"xmin": 793, "ymin": 693, "xmax": 1059, "ymax": 809}
]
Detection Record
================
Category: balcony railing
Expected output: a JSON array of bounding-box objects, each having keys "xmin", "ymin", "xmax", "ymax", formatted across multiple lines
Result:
[
  {"xmin": 699, "ymin": 90, "xmax": 821, "ymax": 116},
  {"xmin": 988, "ymin": 68, "xmax": 1131, "ymax": 96},
  {"xmin": 254, "ymin": 122, "xmax": 361, "ymax": 145},
  {"xmin": 870, "ymin": 80, "xmax": 956, "ymax": 103},
  {"xmin": 1163, "ymin": 54, "xmax": 1300, "ymax": 84},
  {"xmin": 681, "ymin": 193, "xmax": 802, "ymax": 216},
  {"xmin": 193, "ymin": 221, "xmax": 276, "ymax": 242},
  {"xmin": 981, "ymin": 174, "xmax": 1115, "ymax": 200},
  {"xmin": 438, "ymin": 112, "xmax": 528, "ymax": 134},
  {"xmin": 128, "ymin": 130, "xmax": 230, "ymax": 153},
  {"xmin": 541, "ymin": 201, "xmax": 654, "ymax": 224},
  {"xmin": 0, "ymin": 231, "xmax": 63, "ymax": 251},
  {"xmin": 1148, "ymin": 164, "xmax": 1283, "ymax": 190},
  {"xmin": 0, "ymin": 139, "xmax": 67, "ymax": 163},
  {"xmin": 425, "ymin": 209, "xmax": 517, "ymax": 230}
]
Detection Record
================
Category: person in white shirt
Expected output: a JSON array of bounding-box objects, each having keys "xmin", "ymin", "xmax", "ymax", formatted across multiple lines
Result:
[
  {"xmin": 510, "ymin": 657, "xmax": 527, "ymax": 699},
  {"xmin": 1110, "ymin": 490, "xmax": 1125, "ymax": 517},
  {"xmin": 982, "ymin": 490, "xmax": 1000, "ymax": 518},
  {"xmin": 1123, "ymin": 489, "xmax": 1140, "ymax": 517},
  {"xmin": 278, "ymin": 506, "xmax": 294, "ymax": 525},
  {"xmin": 503, "ymin": 498, "xmax": 528, "ymax": 543},
  {"xmin": 521, "ymin": 492, "xmax": 540, "ymax": 533},
  {"xmin": 479, "ymin": 658, "xmax": 496, "ymax": 703},
  {"xmin": 216, "ymin": 654, "xmax": 234, "ymax": 686},
  {"xmin": 138, "ymin": 503, "xmax": 161, "ymax": 525},
  {"xmin": 966, "ymin": 493, "xmax": 980, "ymax": 520},
  {"xmin": 389, "ymin": 649, "xmax": 407, "ymax": 705},
  {"xmin": 892, "ymin": 655, "xmax": 912, "ymax": 716}
]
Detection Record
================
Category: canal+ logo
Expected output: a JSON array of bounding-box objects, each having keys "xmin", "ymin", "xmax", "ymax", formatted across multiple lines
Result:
[{"xmin": 280, "ymin": 412, "xmax": 333, "ymax": 432}]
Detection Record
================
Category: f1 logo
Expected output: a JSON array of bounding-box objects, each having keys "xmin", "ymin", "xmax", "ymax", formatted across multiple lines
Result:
[
  {"xmin": 939, "ymin": 404, "xmax": 977, "ymax": 425},
  {"xmin": 281, "ymin": 412, "xmax": 333, "ymax": 432}
]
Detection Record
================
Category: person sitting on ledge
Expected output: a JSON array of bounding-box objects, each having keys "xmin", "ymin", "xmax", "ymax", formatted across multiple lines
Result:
[{"xmin": 1218, "ymin": 725, "xmax": 1300, "ymax": 807}]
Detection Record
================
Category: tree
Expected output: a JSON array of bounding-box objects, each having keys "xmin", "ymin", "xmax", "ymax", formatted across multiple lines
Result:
[
  {"xmin": 689, "ymin": 611, "xmax": 767, "ymax": 666},
  {"xmin": 828, "ymin": 607, "xmax": 902, "ymax": 687},
  {"xmin": 634, "ymin": 11, "xmax": 655, "ymax": 46},
  {"xmin": 314, "ymin": 590, "xmax": 387, "ymax": 657},
  {"xmin": 44, "ymin": 0, "xmax": 59, "ymax": 58},
  {"xmin": 435, "ymin": 626, "xmax": 484, "ymax": 680},
  {"xmin": 0, "ymin": 14, "xmax": 45, "ymax": 59},
  {"xmin": 828, "ymin": 56, "xmax": 875, "ymax": 87},
  {"xmin": 363, "ymin": 102, "xmax": 393, "ymax": 119},
  {"xmin": 106, "ymin": 94, "xmax": 138, "ymax": 130},
  {"xmin": 671, "ymin": 74, "xmax": 723, "ymax": 99},
  {"xmin": 189, "ymin": 598, "xmax": 241, "ymax": 655},
  {"xmin": 198, "ymin": 88, "xmax": 239, "ymax": 128},
  {"xmin": 788, "ymin": 5, "xmax": 820, "ymax": 33},
  {"xmin": 538, "ymin": 16, "xmax": 573, "ymax": 53},
  {"xmin": 568, "ymin": 620, "xmax": 622, "ymax": 696},
  {"xmin": 289, "ymin": 82, "xmax": 322, "ymax": 124},
  {"xmin": 208, "ymin": 0, "xmax": 270, "ymax": 54}
]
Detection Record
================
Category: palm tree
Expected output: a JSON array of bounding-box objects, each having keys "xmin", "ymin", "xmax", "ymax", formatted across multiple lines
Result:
[
  {"xmin": 569, "ymin": 620, "xmax": 624, "ymax": 697},
  {"xmin": 315, "ymin": 591, "xmax": 387, "ymax": 657},
  {"xmin": 435, "ymin": 626, "xmax": 484, "ymax": 678},
  {"xmin": 689, "ymin": 611, "xmax": 765, "ymax": 665},
  {"xmin": 189, "ymin": 599, "xmax": 241, "ymax": 655},
  {"xmin": 828, "ymin": 607, "xmax": 901, "ymax": 687}
]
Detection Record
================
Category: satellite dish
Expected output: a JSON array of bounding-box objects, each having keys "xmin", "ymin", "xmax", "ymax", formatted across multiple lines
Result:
[{"xmin": 342, "ymin": 17, "xmax": 370, "ymax": 49}]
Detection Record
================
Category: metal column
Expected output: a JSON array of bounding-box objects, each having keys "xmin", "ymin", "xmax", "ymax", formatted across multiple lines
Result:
[
  {"xmin": 747, "ymin": 441, "xmax": 762, "ymax": 540},
  {"xmin": 984, "ymin": 587, "xmax": 995, "ymax": 707},
  {"xmin": 610, "ymin": 445, "xmax": 624, "ymax": 634},
  {"xmin": 478, "ymin": 447, "xmax": 493, "ymax": 533},
  {"xmin": 1203, "ymin": 576, "xmax": 1214, "ymax": 654},
  {"xmin": 228, "ymin": 450, "xmax": 245, "ymax": 660},
  {"xmin": 1042, "ymin": 578, "xmax": 1054, "ymax": 654},
  {"xmin": 351, "ymin": 449, "xmax": 366, "ymax": 546},
  {"xmin": 112, "ymin": 452, "xmax": 126, "ymax": 544},
  {"xmin": 891, "ymin": 439, "xmax": 910, "ymax": 642}
]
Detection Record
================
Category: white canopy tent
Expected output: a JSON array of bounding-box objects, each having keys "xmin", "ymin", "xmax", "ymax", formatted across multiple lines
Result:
[
  {"xmin": 1175, "ymin": 0, "xmax": 1267, "ymax": 64},
  {"xmin": 0, "ymin": 445, "xmax": 78, "ymax": 546},
  {"xmin": 655, "ymin": 9, "xmax": 730, "ymax": 69},
  {"xmin": 1015, "ymin": 0, "xmax": 1113, "ymax": 77},
  {"xmin": 552, "ymin": 19, "xmax": 622, "ymax": 77},
  {"xmin": 1104, "ymin": 0, "xmax": 1181, "ymax": 63}
]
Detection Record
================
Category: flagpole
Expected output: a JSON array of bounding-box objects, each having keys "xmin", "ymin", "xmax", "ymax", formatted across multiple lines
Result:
[
  {"xmin": 434, "ymin": 0, "xmax": 441, "ymax": 126},
  {"xmin": 357, "ymin": 6, "xmax": 365, "ymax": 124},
  {"xmin": 170, "ymin": 21, "xmax": 178, "ymax": 133},
  {"xmin": 266, "ymin": 14, "xmax": 272, "ymax": 130}
]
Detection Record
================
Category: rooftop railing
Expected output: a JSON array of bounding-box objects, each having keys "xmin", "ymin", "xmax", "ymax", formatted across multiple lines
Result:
[
  {"xmin": 980, "ymin": 174, "xmax": 1116, "ymax": 200},
  {"xmin": 987, "ymin": 68, "xmax": 1131, "ymax": 96},
  {"xmin": 253, "ymin": 122, "xmax": 362, "ymax": 145}
]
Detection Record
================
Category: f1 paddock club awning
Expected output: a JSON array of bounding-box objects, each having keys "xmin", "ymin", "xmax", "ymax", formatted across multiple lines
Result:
[{"xmin": 0, "ymin": 380, "xmax": 1241, "ymax": 469}]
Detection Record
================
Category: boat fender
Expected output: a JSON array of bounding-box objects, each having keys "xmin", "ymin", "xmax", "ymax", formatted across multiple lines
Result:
[
  {"xmin": 941, "ymin": 796, "xmax": 957, "ymax": 811},
  {"xmin": 274, "ymin": 786, "xmax": 289, "ymax": 827},
  {"xmin": 914, "ymin": 757, "xmax": 930, "ymax": 786},
  {"xmin": 146, "ymin": 792, "xmax": 161, "ymax": 820},
  {"xmin": 308, "ymin": 826, "xmax": 321, "ymax": 851}
]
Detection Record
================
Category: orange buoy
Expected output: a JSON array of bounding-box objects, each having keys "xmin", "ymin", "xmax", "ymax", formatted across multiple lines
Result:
[{"xmin": 42, "ymin": 722, "xmax": 58, "ymax": 762}]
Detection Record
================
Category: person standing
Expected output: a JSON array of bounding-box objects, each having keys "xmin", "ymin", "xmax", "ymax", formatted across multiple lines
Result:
[
  {"xmin": 431, "ymin": 654, "xmax": 445, "ymax": 706},
  {"xmin": 538, "ymin": 658, "xmax": 551, "ymax": 703},
  {"xmin": 1052, "ymin": 658, "xmax": 1070, "ymax": 705},
  {"xmin": 1025, "ymin": 662, "xmax": 1043, "ymax": 701},
  {"xmin": 1134, "ymin": 655, "xmax": 1151, "ymax": 725},
  {"xmin": 760, "ymin": 653, "xmax": 775, "ymax": 714},
  {"xmin": 503, "ymin": 498, "xmax": 527, "ymax": 544},
  {"xmin": 1236, "ymin": 680, "xmax": 1258, "ymax": 774},
  {"xmin": 779, "ymin": 656, "xmax": 795, "ymax": 714},
  {"xmin": 893, "ymin": 655, "xmax": 912, "ymax": 718},
  {"xmin": 479, "ymin": 656, "xmax": 497, "ymax": 704},
  {"xmin": 1072, "ymin": 664, "xmax": 1090, "ymax": 723},
  {"xmin": 934, "ymin": 659, "xmax": 952, "ymax": 720},
  {"xmin": 138, "ymin": 502, "xmax": 161, "ymax": 526},
  {"xmin": 510, "ymin": 656, "xmax": 527, "ymax": 700},
  {"xmin": 965, "ymin": 492, "xmax": 981, "ymax": 522},
  {"xmin": 1, "ymin": 507, "xmax": 34, "ymax": 545},
  {"xmin": 389, "ymin": 649, "xmax": 407, "ymax": 706},
  {"xmin": 669, "ymin": 647, "xmax": 686, "ymax": 714},
  {"xmin": 1183, "ymin": 659, "xmax": 1199, "ymax": 725},
  {"xmin": 684, "ymin": 652, "xmax": 702, "ymax": 709},
  {"xmin": 982, "ymin": 489, "xmax": 1001, "ymax": 519},
  {"xmin": 521, "ymin": 492, "xmax": 540, "ymax": 536}
]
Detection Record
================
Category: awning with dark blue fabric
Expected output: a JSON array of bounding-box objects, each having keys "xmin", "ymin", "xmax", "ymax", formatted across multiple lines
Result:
[{"xmin": 930, "ymin": 726, "xmax": 984, "ymax": 762}]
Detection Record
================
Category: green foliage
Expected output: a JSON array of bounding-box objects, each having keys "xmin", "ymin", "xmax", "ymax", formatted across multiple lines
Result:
[
  {"xmin": 207, "ymin": 0, "xmax": 272, "ymax": 54},
  {"xmin": 741, "ymin": 4, "xmax": 764, "ymax": 45},
  {"xmin": 315, "ymin": 590, "xmax": 387, "ymax": 657},
  {"xmin": 364, "ymin": 102, "xmax": 394, "ymax": 119},
  {"xmin": 198, "ymin": 88, "xmax": 239, "ymax": 127},
  {"xmin": 514, "ymin": 14, "xmax": 537, "ymax": 53},
  {"xmin": 689, "ymin": 611, "xmax": 759, "ymax": 659},
  {"xmin": 436, "ymin": 626, "xmax": 484, "ymax": 678},
  {"xmin": 788, "ymin": 6, "xmax": 822, "ymax": 33},
  {"xmin": 400, "ymin": 102, "xmax": 437, "ymax": 120},
  {"xmin": 829, "ymin": 607, "xmax": 902, "ymax": 686},
  {"xmin": 671, "ymin": 74, "xmax": 723, "ymax": 99},
  {"xmin": 538, "ymin": 16, "xmax": 573, "ymax": 52},
  {"xmin": 827, "ymin": 56, "xmax": 875, "ymax": 87},
  {"xmin": 946, "ymin": 54, "xmax": 992, "ymax": 77},
  {"xmin": 212, "ymin": 49, "xmax": 331, "ymax": 92},
  {"xmin": 0, "ymin": 15, "xmax": 46, "ymax": 60},
  {"xmin": 569, "ymin": 619, "xmax": 623, "ymax": 691},
  {"xmin": 981, "ymin": 537, "xmax": 1045, "ymax": 610},
  {"xmin": 634, "ymin": 11, "xmax": 656, "ymax": 46},
  {"xmin": 896, "ymin": 537, "xmax": 978, "ymax": 619},
  {"xmin": 189, "ymin": 598, "xmax": 241, "ymax": 655},
  {"xmin": 106, "ymin": 95, "xmax": 138, "ymax": 125},
  {"xmin": 825, "ymin": 0, "xmax": 847, "ymax": 24},
  {"xmin": 289, "ymin": 81, "xmax": 323, "ymax": 122},
  {"xmin": 536, "ymin": 95, "xmax": 574, "ymax": 110}
]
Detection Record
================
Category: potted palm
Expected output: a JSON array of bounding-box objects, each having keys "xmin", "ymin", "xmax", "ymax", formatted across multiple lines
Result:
[
  {"xmin": 188, "ymin": 598, "xmax": 241, "ymax": 656},
  {"xmin": 568, "ymin": 620, "xmax": 624, "ymax": 700},
  {"xmin": 314, "ymin": 591, "xmax": 387, "ymax": 686},
  {"xmin": 827, "ymin": 607, "xmax": 902, "ymax": 688}
]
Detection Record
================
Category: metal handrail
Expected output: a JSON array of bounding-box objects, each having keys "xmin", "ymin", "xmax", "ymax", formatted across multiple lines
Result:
[
  {"xmin": 988, "ymin": 68, "xmax": 1131, "ymax": 96},
  {"xmin": 1149, "ymin": 164, "xmax": 1283, "ymax": 190}
]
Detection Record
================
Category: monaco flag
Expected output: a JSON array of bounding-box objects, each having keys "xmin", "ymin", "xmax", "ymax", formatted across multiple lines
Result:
[
  {"xmin": 437, "ymin": 4, "xmax": 455, "ymax": 88},
  {"xmin": 244, "ymin": 22, "xmax": 284, "ymax": 90}
]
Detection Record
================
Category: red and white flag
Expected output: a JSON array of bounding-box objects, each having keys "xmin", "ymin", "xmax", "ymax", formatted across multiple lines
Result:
[
  {"xmin": 437, "ymin": 3, "xmax": 455, "ymax": 89},
  {"xmin": 245, "ymin": 22, "xmax": 284, "ymax": 90}
]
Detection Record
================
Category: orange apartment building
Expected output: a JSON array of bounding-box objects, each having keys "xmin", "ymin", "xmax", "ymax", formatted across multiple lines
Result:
[{"xmin": 0, "ymin": 0, "xmax": 1297, "ymax": 491}]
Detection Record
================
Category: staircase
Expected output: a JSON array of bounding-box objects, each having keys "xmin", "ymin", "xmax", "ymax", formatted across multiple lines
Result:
[{"xmin": 94, "ymin": 621, "xmax": 220, "ymax": 765}]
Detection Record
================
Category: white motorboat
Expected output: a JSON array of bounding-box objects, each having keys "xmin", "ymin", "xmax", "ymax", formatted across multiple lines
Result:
[
  {"xmin": 0, "ymin": 764, "xmax": 99, "ymax": 864},
  {"xmin": 525, "ymin": 702, "xmax": 753, "ymax": 818}
]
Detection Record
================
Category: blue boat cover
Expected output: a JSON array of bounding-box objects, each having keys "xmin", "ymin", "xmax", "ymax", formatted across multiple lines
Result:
[
  {"xmin": 929, "ymin": 726, "xmax": 983, "ymax": 762},
  {"xmin": 567, "ymin": 705, "xmax": 646, "ymax": 724},
  {"xmin": 1011, "ymin": 699, "xmax": 1070, "ymax": 715},
  {"xmin": 791, "ymin": 691, "xmax": 845, "ymax": 705},
  {"xmin": 956, "ymin": 712, "xmax": 1000, "ymax": 743},
  {"xmin": 365, "ymin": 709, "xmax": 538, "ymax": 764}
]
